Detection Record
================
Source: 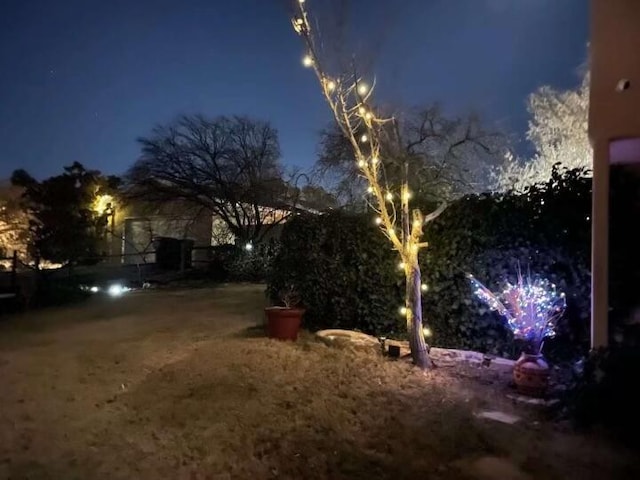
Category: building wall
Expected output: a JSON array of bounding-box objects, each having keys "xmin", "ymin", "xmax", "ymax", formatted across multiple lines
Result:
[
  {"xmin": 588, "ymin": 0, "xmax": 640, "ymax": 347},
  {"xmin": 589, "ymin": 0, "xmax": 640, "ymax": 142}
]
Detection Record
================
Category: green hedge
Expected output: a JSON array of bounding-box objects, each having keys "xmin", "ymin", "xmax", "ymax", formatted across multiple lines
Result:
[
  {"xmin": 267, "ymin": 211, "xmax": 404, "ymax": 335},
  {"xmin": 268, "ymin": 167, "xmax": 638, "ymax": 360},
  {"xmin": 422, "ymin": 168, "xmax": 592, "ymax": 358}
]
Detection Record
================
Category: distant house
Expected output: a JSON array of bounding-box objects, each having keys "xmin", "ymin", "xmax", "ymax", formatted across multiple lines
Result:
[{"xmin": 105, "ymin": 197, "xmax": 320, "ymax": 265}]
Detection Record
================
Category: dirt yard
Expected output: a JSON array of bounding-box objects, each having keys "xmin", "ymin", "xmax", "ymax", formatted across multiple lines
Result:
[{"xmin": 0, "ymin": 284, "xmax": 637, "ymax": 479}]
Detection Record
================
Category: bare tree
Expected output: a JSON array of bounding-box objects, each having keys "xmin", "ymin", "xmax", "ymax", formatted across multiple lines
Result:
[
  {"xmin": 318, "ymin": 106, "xmax": 506, "ymax": 204},
  {"xmin": 127, "ymin": 115, "xmax": 300, "ymax": 244},
  {"xmin": 291, "ymin": 1, "xmax": 455, "ymax": 369}
]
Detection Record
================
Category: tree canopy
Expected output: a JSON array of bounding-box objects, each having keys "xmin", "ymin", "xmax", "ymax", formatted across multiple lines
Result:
[
  {"xmin": 494, "ymin": 69, "xmax": 591, "ymax": 192},
  {"xmin": 127, "ymin": 115, "xmax": 301, "ymax": 243},
  {"xmin": 316, "ymin": 105, "xmax": 506, "ymax": 205},
  {"xmin": 11, "ymin": 162, "xmax": 119, "ymax": 264}
]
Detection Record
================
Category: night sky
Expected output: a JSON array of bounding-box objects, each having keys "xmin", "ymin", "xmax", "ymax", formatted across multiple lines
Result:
[{"xmin": 0, "ymin": 0, "xmax": 589, "ymax": 180}]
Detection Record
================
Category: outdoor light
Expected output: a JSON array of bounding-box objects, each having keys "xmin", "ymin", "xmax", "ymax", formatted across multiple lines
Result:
[
  {"xmin": 107, "ymin": 284, "xmax": 127, "ymax": 297},
  {"xmin": 374, "ymin": 216, "xmax": 383, "ymax": 225},
  {"xmin": 357, "ymin": 83, "xmax": 368, "ymax": 95},
  {"xmin": 371, "ymin": 156, "xmax": 379, "ymax": 165},
  {"xmin": 421, "ymin": 283, "xmax": 429, "ymax": 292},
  {"xmin": 367, "ymin": 186, "xmax": 374, "ymax": 194},
  {"xmin": 245, "ymin": 242, "xmax": 253, "ymax": 251},
  {"xmin": 302, "ymin": 54, "xmax": 313, "ymax": 67},
  {"xmin": 422, "ymin": 326, "xmax": 432, "ymax": 337},
  {"xmin": 360, "ymin": 134, "xmax": 368, "ymax": 143},
  {"xmin": 385, "ymin": 192, "xmax": 393, "ymax": 201},
  {"xmin": 398, "ymin": 262, "xmax": 405, "ymax": 270},
  {"xmin": 399, "ymin": 306, "xmax": 408, "ymax": 316},
  {"xmin": 326, "ymin": 80, "xmax": 336, "ymax": 92},
  {"xmin": 90, "ymin": 286, "xmax": 100, "ymax": 293},
  {"xmin": 358, "ymin": 159, "xmax": 366, "ymax": 168}
]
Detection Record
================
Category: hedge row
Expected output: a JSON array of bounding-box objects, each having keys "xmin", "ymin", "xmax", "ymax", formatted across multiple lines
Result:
[{"xmin": 267, "ymin": 167, "xmax": 639, "ymax": 360}]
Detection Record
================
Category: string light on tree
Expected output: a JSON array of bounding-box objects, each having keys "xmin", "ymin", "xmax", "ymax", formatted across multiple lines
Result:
[
  {"xmin": 399, "ymin": 306, "xmax": 408, "ymax": 316},
  {"xmin": 421, "ymin": 283, "xmax": 429, "ymax": 292},
  {"xmin": 290, "ymin": 0, "xmax": 447, "ymax": 369},
  {"xmin": 302, "ymin": 55, "xmax": 313, "ymax": 67}
]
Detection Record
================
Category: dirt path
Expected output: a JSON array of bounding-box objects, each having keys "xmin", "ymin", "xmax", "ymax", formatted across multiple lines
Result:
[{"xmin": 0, "ymin": 284, "xmax": 637, "ymax": 479}]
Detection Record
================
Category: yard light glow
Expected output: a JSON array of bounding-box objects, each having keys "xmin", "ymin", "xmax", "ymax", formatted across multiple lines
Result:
[{"xmin": 107, "ymin": 284, "xmax": 128, "ymax": 297}]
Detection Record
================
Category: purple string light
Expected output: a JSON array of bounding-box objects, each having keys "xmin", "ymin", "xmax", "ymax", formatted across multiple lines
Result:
[{"xmin": 467, "ymin": 273, "xmax": 566, "ymax": 350}]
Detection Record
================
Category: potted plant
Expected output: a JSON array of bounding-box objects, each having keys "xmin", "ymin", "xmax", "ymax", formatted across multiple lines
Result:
[
  {"xmin": 468, "ymin": 271, "xmax": 566, "ymax": 397},
  {"xmin": 265, "ymin": 285, "xmax": 305, "ymax": 341}
]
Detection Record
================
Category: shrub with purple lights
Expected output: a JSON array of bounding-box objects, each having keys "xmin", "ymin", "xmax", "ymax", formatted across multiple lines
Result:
[{"xmin": 467, "ymin": 273, "xmax": 566, "ymax": 354}]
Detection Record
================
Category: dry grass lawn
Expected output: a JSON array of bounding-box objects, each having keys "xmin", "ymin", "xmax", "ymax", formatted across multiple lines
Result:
[{"xmin": 0, "ymin": 284, "xmax": 637, "ymax": 479}]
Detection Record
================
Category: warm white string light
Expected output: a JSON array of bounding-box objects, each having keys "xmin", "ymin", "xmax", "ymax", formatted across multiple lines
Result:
[{"xmin": 290, "ymin": 0, "xmax": 447, "ymax": 369}]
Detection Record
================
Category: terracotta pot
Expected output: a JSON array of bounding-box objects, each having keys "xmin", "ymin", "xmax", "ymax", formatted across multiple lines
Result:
[
  {"xmin": 513, "ymin": 353, "xmax": 550, "ymax": 397},
  {"xmin": 265, "ymin": 307, "xmax": 304, "ymax": 341}
]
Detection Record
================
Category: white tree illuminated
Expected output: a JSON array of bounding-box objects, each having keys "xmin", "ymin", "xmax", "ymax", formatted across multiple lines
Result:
[
  {"xmin": 495, "ymin": 70, "xmax": 591, "ymax": 192},
  {"xmin": 291, "ymin": 0, "xmax": 445, "ymax": 368}
]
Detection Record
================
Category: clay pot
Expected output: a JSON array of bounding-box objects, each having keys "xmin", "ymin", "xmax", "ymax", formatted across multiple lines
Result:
[
  {"xmin": 513, "ymin": 353, "xmax": 550, "ymax": 397},
  {"xmin": 265, "ymin": 307, "xmax": 304, "ymax": 341}
]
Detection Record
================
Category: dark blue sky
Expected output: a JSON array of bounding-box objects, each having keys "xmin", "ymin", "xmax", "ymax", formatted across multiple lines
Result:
[{"xmin": 0, "ymin": 0, "xmax": 588, "ymax": 179}]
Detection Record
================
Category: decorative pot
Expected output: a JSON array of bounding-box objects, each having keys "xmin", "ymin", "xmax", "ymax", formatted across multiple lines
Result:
[
  {"xmin": 265, "ymin": 307, "xmax": 304, "ymax": 341},
  {"xmin": 513, "ymin": 353, "xmax": 550, "ymax": 397}
]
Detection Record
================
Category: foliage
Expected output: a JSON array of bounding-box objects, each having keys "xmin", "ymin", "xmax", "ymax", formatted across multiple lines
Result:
[
  {"xmin": 11, "ymin": 163, "xmax": 120, "ymax": 264},
  {"xmin": 494, "ymin": 69, "xmax": 591, "ymax": 192},
  {"xmin": 127, "ymin": 114, "xmax": 301, "ymax": 244},
  {"xmin": 317, "ymin": 106, "xmax": 507, "ymax": 204},
  {"xmin": 423, "ymin": 167, "xmax": 592, "ymax": 358},
  {"xmin": 570, "ymin": 342, "xmax": 640, "ymax": 445},
  {"xmin": 267, "ymin": 211, "xmax": 403, "ymax": 335},
  {"xmin": 0, "ymin": 182, "xmax": 30, "ymax": 259},
  {"xmin": 227, "ymin": 240, "xmax": 280, "ymax": 282}
]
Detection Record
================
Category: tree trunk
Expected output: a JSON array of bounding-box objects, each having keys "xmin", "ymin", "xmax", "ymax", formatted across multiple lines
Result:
[{"xmin": 406, "ymin": 262, "xmax": 432, "ymax": 369}]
